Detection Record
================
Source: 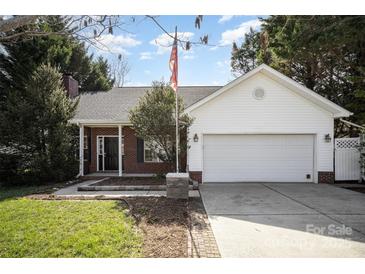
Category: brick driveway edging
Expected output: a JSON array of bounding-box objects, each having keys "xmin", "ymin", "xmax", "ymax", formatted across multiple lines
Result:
[{"xmin": 187, "ymin": 197, "xmax": 221, "ymax": 258}]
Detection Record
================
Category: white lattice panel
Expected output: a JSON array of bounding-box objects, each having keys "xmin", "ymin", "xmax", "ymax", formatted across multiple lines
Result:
[
  {"xmin": 335, "ymin": 138, "xmax": 359, "ymax": 149},
  {"xmin": 335, "ymin": 137, "xmax": 360, "ymax": 181}
]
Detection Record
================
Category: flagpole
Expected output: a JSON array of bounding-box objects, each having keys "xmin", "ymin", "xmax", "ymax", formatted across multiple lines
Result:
[
  {"xmin": 176, "ymin": 86, "xmax": 179, "ymax": 173},
  {"xmin": 175, "ymin": 26, "xmax": 179, "ymax": 174}
]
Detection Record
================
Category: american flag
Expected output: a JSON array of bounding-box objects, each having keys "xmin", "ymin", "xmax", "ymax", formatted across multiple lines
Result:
[{"xmin": 169, "ymin": 31, "xmax": 178, "ymax": 92}]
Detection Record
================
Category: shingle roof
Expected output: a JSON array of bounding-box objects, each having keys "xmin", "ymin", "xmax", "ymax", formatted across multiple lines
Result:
[{"xmin": 71, "ymin": 86, "xmax": 221, "ymax": 123}]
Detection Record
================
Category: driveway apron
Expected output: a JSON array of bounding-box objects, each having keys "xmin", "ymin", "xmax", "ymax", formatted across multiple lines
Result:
[{"xmin": 200, "ymin": 183, "xmax": 365, "ymax": 257}]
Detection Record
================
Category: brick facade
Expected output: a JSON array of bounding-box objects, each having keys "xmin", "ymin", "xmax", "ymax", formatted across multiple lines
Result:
[
  {"xmin": 86, "ymin": 126, "xmax": 175, "ymax": 174},
  {"xmin": 189, "ymin": 171, "xmax": 202, "ymax": 183},
  {"xmin": 188, "ymin": 171, "xmax": 335, "ymax": 184},
  {"xmin": 123, "ymin": 126, "xmax": 173, "ymax": 174},
  {"xmin": 318, "ymin": 171, "xmax": 335, "ymax": 184}
]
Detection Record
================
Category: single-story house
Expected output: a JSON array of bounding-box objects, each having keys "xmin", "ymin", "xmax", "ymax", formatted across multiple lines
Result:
[{"xmin": 69, "ymin": 64, "xmax": 352, "ymax": 184}]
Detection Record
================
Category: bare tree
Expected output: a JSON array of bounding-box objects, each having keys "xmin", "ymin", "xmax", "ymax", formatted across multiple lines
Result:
[
  {"xmin": 0, "ymin": 15, "xmax": 217, "ymax": 51},
  {"xmin": 0, "ymin": 16, "xmax": 128, "ymax": 50},
  {"xmin": 146, "ymin": 15, "xmax": 217, "ymax": 51},
  {"xmin": 111, "ymin": 54, "xmax": 131, "ymax": 87}
]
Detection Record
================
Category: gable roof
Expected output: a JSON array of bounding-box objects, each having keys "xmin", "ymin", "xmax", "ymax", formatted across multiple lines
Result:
[
  {"xmin": 70, "ymin": 86, "xmax": 221, "ymax": 124},
  {"xmin": 184, "ymin": 64, "xmax": 352, "ymax": 118}
]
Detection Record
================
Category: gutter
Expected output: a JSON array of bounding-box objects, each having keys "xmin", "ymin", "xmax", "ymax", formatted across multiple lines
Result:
[{"xmin": 340, "ymin": 119, "xmax": 365, "ymax": 130}]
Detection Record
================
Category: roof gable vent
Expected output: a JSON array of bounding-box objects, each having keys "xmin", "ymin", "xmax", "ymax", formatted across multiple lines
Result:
[{"xmin": 253, "ymin": 87, "xmax": 265, "ymax": 100}]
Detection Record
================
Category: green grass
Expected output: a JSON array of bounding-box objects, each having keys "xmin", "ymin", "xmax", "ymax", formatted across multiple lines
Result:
[
  {"xmin": 0, "ymin": 182, "xmax": 71, "ymax": 201},
  {"xmin": 0, "ymin": 189, "xmax": 143, "ymax": 257}
]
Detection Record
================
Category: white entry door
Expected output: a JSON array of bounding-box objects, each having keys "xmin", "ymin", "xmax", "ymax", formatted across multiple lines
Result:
[{"xmin": 203, "ymin": 134, "xmax": 314, "ymax": 183}]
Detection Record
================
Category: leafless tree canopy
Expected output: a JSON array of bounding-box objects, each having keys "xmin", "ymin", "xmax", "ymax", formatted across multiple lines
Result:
[
  {"xmin": 0, "ymin": 15, "xmax": 214, "ymax": 87},
  {"xmin": 111, "ymin": 54, "xmax": 131, "ymax": 87},
  {"xmin": 0, "ymin": 16, "xmax": 127, "ymax": 50},
  {"xmin": 0, "ymin": 15, "xmax": 214, "ymax": 50}
]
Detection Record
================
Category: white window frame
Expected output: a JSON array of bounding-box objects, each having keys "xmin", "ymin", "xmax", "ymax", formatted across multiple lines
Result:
[{"xmin": 97, "ymin": 135, "xmax": 124, "ymax": 171}]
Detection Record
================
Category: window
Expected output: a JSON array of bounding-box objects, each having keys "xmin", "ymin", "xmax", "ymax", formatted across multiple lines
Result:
[
  {"xmin": 83, "ymin": 135, "xmax": 89, "ymax": 161},
  {"xmin": 121, "ymin": 136, "xmax": 125, "ymax": 155},
  {"xmin": 83, "ymin": 135, "xmax": 88, "ymax": 149},
  {"xmin": 144, "ymin": 141, "xmax": 164, "ymax": 162},
  {"xmin": 98, "ymin": 136, "xmax": 104, "ymax": 155}
]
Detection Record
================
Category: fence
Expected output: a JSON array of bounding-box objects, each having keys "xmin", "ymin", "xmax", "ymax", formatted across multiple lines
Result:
[{"xmin": 334, "ymin": 137, "xmax": 361, "ymax": 181}]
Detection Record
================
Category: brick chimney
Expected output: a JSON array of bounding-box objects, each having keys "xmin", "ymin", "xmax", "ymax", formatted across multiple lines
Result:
[{"xmin": 63, "ymin": 74, "xmax": 79, "ymax": 98}]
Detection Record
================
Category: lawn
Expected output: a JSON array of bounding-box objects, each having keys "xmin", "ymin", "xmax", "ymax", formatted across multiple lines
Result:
[
  {"xmin": 0, "ymin": 184, "xmax": 190, "ymax": 258},
  {"xmin": 0, "ymin": 187, "xmax": 142, "ymax": 257}
]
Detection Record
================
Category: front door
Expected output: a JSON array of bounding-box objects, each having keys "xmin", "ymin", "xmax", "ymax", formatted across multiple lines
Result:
[{"xmin": 104, "ymin": 137, "xmax": 118, "ymax": 170}]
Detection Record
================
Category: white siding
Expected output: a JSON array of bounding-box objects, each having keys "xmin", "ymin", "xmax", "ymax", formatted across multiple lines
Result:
[{"xmin": 188, "ymin": 72, "xmax": 334, "ymax": 183}]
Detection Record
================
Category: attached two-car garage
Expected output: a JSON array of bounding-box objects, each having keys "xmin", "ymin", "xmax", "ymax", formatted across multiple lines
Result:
[
  {"xmin": 186, "ymin": 65, "xmax": 352, "ymax": 184},
  {"xmin": 203, "ymin": 134, "xmax": 314, "ymax": 183}
]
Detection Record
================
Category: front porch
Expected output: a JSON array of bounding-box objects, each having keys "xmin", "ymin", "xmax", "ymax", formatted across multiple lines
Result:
[{"xmin": 78, "ymin": 124, "xmax": 174, "ymax": 177}]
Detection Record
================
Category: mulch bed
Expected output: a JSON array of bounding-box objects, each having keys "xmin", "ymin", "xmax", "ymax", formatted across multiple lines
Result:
[
  {"xmin": 91, "ymin": 177, "xmax": 165, "ymax": 186},
  {"xmin": 124, "ymin": 197, "xmax": 188, "ymax": 258}
]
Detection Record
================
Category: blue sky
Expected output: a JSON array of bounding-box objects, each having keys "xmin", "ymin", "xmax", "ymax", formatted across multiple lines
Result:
[{"xmin": 90, "ymin": 16, "xmax": 263, "ymax": 86}]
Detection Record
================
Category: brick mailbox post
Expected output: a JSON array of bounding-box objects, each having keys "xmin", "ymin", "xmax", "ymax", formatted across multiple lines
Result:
[{"xmin": 166, "ymin": 173, "xmax": 189, "ymax": 199}]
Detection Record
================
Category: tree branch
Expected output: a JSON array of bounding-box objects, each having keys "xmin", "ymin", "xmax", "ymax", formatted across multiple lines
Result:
[
  {"xmin": 0, "ymin": 15, "xmax": 39, "ymax": 33},
  {"xmin": 146, "ymin": 15, "xmax": 222, "ymax": 49}
]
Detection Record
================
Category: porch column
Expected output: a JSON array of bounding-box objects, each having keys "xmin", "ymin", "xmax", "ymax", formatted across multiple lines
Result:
[
  {"xmin": 118, "ymin": 125, "xmax": 123, "ymax": 176},
  {"xmin": 79, "ymin": 124, "xmax": 84, "ymax": 176}
]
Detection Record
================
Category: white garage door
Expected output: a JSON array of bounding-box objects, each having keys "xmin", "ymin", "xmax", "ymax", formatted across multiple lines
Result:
[{"xmin": 203, "ymin": 134, "xmax": 314, "ymax": 183}]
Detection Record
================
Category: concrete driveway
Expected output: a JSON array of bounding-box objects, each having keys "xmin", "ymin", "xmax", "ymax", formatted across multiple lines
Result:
[{"xmin": 200, "ymin": 183, "xmax": 365, "ymax": 257}]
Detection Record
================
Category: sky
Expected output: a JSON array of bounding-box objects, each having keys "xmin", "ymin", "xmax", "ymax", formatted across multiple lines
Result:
[{"xmin": 90, "ymin": 15, "xmax": 263, "ymax": 86}]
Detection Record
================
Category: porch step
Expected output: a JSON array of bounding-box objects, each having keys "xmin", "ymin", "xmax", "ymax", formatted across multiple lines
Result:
[
  {"xmin": 80, "ymin": 176, "xmax": 111, "ymax": 180},
  {"xmin": 78, "ymin": 185, "xmax": 195, "ymax": 191}
]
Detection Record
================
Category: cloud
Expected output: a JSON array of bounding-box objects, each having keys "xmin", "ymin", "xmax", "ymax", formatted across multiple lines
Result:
[
  {"xmin": 144, "ymin": 70, "xmax": 151, "ymax": 75},
  {"xmin": 183, "ymin": 54, "xmax": 195, "ymax": 60},
  {"xmin": 219, "ymin": 19, "xmax": 262, "ymax": 46},
  {"xmin": 218, "ymin": 15, "xmax": 234, "ymax": 24},
  {"xmin": 216, "ymin": 60, "xmax": 230, "ymax": 68},
  {"xmin": 95, "ymin": 34, "xmax": 141, "ymax": 55},
  {"xmin": 150, "ymin": 32, "xmax": 194, "ymax": 55},
  {"xmin": 209, "ymin": 46, "xmax": 219, "ymax": 51},
  {"xmin": 139, "ymin": 51, "xmax": 153, "ymax": 60},
  {"xmin": 125, "ymin": 81, "xmax": 149, "ymax": 86},
  {"xmin": 216, "ymin": 60, "xmax": 231, "ymax": 76}
]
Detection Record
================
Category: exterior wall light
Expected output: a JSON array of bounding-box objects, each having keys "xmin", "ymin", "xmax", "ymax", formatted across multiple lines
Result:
[
  {"xmin": 193, "ymin": 134, "xmax": 199, "ymax": 142},
  {"xmin": 324, "ymin": 134, "xmax": 332, "ymax": 143}
]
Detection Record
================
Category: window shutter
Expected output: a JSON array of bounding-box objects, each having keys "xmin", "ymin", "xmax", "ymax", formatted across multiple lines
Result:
[{"xmin": 137, "ymin": 138, "xmax": 144, "ymax": 163}]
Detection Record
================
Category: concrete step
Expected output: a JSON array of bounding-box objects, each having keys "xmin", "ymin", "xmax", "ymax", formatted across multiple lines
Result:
[{"xmin": 78, "ymin": 185, "xmax": 195, "ymax": 191}]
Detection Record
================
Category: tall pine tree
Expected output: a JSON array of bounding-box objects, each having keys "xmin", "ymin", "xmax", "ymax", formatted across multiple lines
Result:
[
  {"xmin": 0, "ymin": 64, "xmax": 78, "ymax": 183},
  {"xmin": 231, "ymin": 27, "xmax": 261, "ymax": 76}
]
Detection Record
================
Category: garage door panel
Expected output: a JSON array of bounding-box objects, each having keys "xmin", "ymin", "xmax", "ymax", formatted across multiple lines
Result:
[{"xmin": 203, "ymin": 134, "xmax": 314, "ymax": 183}]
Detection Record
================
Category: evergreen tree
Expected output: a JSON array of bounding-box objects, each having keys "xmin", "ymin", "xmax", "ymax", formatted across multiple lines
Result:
[
  {"xmin": 83, "ymin": 56, "xmax": 114, "ymax": 91},
  {"xmin": 0, "ymin": 64, "xmax": 78, "ymax": 183},
  {"xmin": 129, "ymin": 81, "xmax": 193, "ymax": 171},
  {"xmin": 0, "ymin": 16, "xmax": 115, "ymax": 183},
  {"xmin": 0, "ymin": 16, "xmax": 114, "ymax": 94},
  {"xmin": 231, "ymin": 28, "xmax": 261, "ymax": 76}
]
